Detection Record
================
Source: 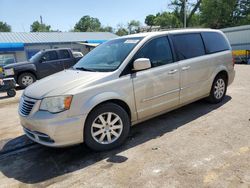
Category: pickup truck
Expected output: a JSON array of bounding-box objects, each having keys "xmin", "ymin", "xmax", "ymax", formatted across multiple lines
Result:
[{"xmin": 3, "ymin": 48, "xmax": 83, "ymax": 88}]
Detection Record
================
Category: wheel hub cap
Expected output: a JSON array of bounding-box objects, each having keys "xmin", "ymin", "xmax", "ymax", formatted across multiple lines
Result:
[
  {"xmin": 22, "ymin": 76, "xmax": 34, "ymax": 86},
  {"xmin": 214, "ymin": 78, "xmax": 225, "ymax": 99},
  {"xmin": 91, "ymin": 112, "xmax": 123, "ymax": 144}
]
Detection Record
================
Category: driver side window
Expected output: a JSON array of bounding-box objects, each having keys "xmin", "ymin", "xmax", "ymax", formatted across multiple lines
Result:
[{"xmin": 134, "ymin": 36, "xmax": 174, "ymax": 67}]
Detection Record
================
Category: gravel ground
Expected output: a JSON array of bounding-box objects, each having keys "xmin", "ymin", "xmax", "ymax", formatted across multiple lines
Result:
[{"xmin": 0, "ymin": 65, "xmax": 249, "ymax": 188}]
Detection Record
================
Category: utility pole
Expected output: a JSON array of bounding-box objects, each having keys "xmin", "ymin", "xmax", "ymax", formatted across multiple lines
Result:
[
  {"xmin": 184, "ymin": 0, "xmax": 187, "ymax": 28},
  {"xmin": 40, "ymin": 15, "xmax": 44, "ymax": 32},
  {"xmin": 40, "ymin": 15, "xmax": 43, "ymax": 25}
]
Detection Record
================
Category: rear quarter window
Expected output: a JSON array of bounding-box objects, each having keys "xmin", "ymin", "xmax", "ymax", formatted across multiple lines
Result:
[
  {"xmin": 43, "ymin": 51, "xmax": 58, "ymax": 61},
  {"xmin": 201, "ymin": 32, "xmax": 230, "ymax": 54},
  {"xmin": 59, "ymin": 50, "xmax": 71, "ymax": 59}
]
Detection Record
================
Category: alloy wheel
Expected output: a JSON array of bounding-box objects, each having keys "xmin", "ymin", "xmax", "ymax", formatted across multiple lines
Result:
[
  {"xmin": 91, "ymin": 112, "xmax": 123, "ymax": 144},
  {"xmin": 214, "ymin": 78, "xmax": 225, "ymax": 99}
]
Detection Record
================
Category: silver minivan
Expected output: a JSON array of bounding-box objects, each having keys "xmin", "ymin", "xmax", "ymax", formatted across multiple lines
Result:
[{"xmin": 19, "ymin": 29, "xmax": 235, "ymax": 151}]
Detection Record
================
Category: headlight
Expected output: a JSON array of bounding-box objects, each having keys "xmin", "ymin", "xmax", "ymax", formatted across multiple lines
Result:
[
  {"xmin": 40, "ymin": 96, "xmax": 73, "ymax": 113},
  {"xmin": 4, "ymin": 68, "xmax": 14, "ymax": 76}
]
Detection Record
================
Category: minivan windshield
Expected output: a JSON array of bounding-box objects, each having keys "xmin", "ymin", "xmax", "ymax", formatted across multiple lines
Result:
[
  {"xmin": 73, "ymin": 37, "xmax": 143, "ymax": 72},
  {"xmin": 29, "ymin": 51, "xmax": 42, "ymax": 63}
]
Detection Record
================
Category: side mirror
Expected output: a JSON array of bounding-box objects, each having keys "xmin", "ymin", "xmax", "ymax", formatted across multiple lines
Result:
[
  {"xmin": 40, "ymin": 56, "xmax": 46, "ymax": 62},
  {"xmin": 133, "ymin": 58, "xmax": 151, "ymax": 71}
]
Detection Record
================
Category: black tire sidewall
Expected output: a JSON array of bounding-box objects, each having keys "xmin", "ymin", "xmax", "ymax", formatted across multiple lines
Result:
[
  {"xmin": 209, "ymin": 75, "xmax": 227, "ymax": 103},
  {"xmin": 84, "ymin": 103, "xmax": 130, "ymax": 151},
  {"xmin": 7, "ymin": 89, "xmax": 16, "ymax": 97},
  {"xmin": 18, "ymin": 73, "xmax": 36, "ymax": 88}
]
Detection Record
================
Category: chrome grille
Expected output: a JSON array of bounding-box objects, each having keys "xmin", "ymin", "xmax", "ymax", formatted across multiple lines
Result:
[{"xmin": 19, "ymin": 96, "xmax": 37, "ymax": 116}]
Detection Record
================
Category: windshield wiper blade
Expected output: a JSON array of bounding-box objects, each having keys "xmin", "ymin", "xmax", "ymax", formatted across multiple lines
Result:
[{"xmin": 74, "ymin": 67, "xmax": 96, "ymax": 72}]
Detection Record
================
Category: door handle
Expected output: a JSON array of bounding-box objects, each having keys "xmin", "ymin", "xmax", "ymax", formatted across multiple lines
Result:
[
  {"xmin": 182, "ymin": 66, "xmax": 191, "ymax": 71},
  {"xmin": 168, "ymin": 69, "xmax": 178, "ymax": 75}
]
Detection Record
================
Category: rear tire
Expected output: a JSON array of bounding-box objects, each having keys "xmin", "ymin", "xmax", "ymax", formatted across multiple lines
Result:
[
  {"xmin": 207, "ymin": 74, "xmax": 227, "ymax": 104},
  {"xmin": 7, "ymin": 89, "xmax": 16, "ymax": 97},
  {"xmin": 18, "ymin": 73, "xmax": 36, "ymax": 88},
  {"xmin": 84, "ymin": 103, "xmax": 130, "ymax": 151}
]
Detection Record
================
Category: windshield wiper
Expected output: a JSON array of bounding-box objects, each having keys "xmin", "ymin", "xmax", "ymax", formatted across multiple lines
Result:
[{"xmin": 74, "ymin": 67, "xmax": 96, "ymax": 72}]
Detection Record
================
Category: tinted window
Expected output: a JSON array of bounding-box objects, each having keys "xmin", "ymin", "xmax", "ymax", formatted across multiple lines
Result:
[
  {"xmin": 43, "ymin": 51, "xmax": 58, "ymax": 61},
  {"xmin": 202, "ymin": 32, "xmax": 230, "ymax": 54},
  {"xmin": 59, "ymin": 50, "xmax": 71, "ymax": 59},
  {"xmin": 134, "ymin": 37, "xmax": 173, "ymax": 67},
  {"xmin": 172, "ymin": 33, "xmax": 205, "ymax": 60}
]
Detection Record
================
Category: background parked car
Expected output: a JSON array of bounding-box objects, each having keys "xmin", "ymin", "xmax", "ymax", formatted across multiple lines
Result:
[
  {"xmin": 0, "ymin": 57, "xmax": 16, "ymax": 78},
  {"xmin": 234, "ymin": 56, "xmax": 246, "ymax": 64},
  {"xmin": 73, "ymin": 51, "xmax": 84, "ymax": 58},
  {"xmin": 3, "ymin": 48, "xmax": 83, "ymax": 88},
  {"xmin": 232, "ymin": 50, "xmax": 250, "ymax": 64}
]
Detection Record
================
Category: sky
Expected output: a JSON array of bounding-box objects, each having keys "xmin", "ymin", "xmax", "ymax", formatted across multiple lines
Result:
[{"xmin": 0, "ymin": 0, "xmax": 171, "ymax": 32}]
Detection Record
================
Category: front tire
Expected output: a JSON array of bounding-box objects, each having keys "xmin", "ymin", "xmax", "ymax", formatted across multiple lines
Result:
[
  {"xmin": 18, "ymin": 73, "xmax": 36, "ymax": 88},
  {"xmin": 84, "ymin": 103, "xmax": 130, "ymax": 151},
  {"xmin": 207, "ymin": 74, "xmax": 227, "ymax": 104}
]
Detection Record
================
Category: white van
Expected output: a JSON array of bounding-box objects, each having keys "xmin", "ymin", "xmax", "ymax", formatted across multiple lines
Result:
[{"xmin": 19, "ymin": 29, "xmax": 235, "ymax": 151}]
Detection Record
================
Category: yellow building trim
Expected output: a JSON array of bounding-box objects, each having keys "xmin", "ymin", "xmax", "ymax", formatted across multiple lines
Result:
[{"xmin": 232, "ymin": 50, "xmax": 247, "ymax": 56}]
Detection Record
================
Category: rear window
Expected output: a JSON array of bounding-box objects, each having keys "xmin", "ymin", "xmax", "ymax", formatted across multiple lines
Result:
[
  {"xmin": 172, "ymin": 33, "xmax": 205, "ymax": 60},
  {"xmin": 201, "ymin": 32, "xmax": 230, "ymax": 54},
  {"xmin": 59, "ymin": 50, "xmax": 71, "ymax": 59}
]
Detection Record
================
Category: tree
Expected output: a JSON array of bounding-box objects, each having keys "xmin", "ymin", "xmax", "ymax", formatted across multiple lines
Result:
[
  {"xmin": 188, "ymin": 13, "xmax": 201, "ymax": 27},
  {"xmin": 171, "ymin": 0, "xmax": 202, "ymax": 27},
  {"xmin": 0, "ymin": 21, "xmax": 11, "ymax": 32},
  {"xmin": 74, "ymin": 15, "xmax": 101, "ymax": 32},
  {"xmin": 115, "ymin": 28, "xmax": 128, "ymax": 36},
  {"xmin": 200, "ymin": 0, "xmax": 250, "ymax": 28},
  {"xmin": 145, "ymin": 15, "xmax": 156, "ymax": 26},
  {"xmin": 144, "ymin": 12, "xmax": 182, "ymax": 28},
  {"xmin": 115, "ymin": 24, "xmax": 128, "ymax": 36},
  {"xmin": 232, "ymin": 0, "xmax": 250, "ymax": 25},
  {"xmin": 127, "ymin": 20, "xmax": 141, "ymax": 34},
  {"xmin": 153, "ymin": 12, "xmax": 182, "ymax": 28},
  {"xmin": 30, "ymin": 21, "xmax": 51, "ymax": 32},
  {"xmin": 100, "ymin": 26, "xmax": 113, "ymax": 32}
]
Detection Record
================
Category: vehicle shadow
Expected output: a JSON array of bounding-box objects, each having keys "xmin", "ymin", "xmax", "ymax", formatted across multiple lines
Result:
[
  {"xmin": 0, "ymin": 96, "xmax": 231, "ymax": 184},
  {"xmin": 0, "ymin": 95, "xmax": 9, "ymax": 100}
]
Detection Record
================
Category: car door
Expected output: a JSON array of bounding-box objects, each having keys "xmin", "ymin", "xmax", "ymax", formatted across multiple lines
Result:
[
  {"xmin": 171, "ymin": 33, "xmax": 210, "ymax": 104},
  {"xmin": 132, "ymin": 36, "xmax": 180, "ymax": 120},
  {"xmin": 58, "ymin": 49, "xmax": 75, "ymax": 69},
  {"xmin": 36, "ymin": 50, "xmax": 63, "ymax": 78}
]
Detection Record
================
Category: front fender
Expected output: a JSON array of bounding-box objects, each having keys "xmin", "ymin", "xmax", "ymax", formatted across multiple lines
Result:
[
  {"xmin": 15, "ymin": 64, "xmax": 37, "ymax": 77},
  {"xmin": 68, "ymin": 76, "xmax": 137, "ymax": 123},
  {"xmin": 81, "ymin": 91, "xmax": 128, "ymax": 115}
]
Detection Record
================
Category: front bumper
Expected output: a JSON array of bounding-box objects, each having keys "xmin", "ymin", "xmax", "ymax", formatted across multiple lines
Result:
[{"xmin": 19, "ymin": 103, "xmax": 87, "ymax": 147}]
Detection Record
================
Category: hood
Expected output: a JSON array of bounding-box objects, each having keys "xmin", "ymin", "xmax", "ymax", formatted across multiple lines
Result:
[
  {"xmin": 24, "ymin": 69, "xmax": 113, "ymax": 99},
  {"xmin": 4, "ymin": 61, "xmax": 31, "ymax": 69}
]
